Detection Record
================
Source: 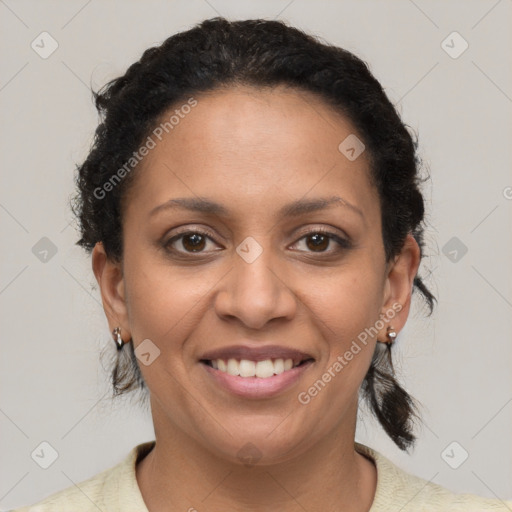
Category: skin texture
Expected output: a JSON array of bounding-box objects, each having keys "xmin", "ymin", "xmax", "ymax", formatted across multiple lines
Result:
[{"xmin": 92, "ymin": 85, "xmax": 420, "ymax": 512}]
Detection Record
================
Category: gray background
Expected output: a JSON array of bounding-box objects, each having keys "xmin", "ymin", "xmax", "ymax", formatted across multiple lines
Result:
[{"xmin": 1, "ymin": 0, "xmax": 511, "ymax": 508}]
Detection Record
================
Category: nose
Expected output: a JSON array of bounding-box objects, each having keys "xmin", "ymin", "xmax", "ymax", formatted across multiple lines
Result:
[{"xmin": 213, "ymin": 244, "xmax": 297, "ymax": 330}]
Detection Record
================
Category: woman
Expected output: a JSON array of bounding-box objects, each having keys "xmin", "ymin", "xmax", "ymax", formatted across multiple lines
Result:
[{"xmin": 13, "ymin": 17, "xmax": 511, "ymax": 512}]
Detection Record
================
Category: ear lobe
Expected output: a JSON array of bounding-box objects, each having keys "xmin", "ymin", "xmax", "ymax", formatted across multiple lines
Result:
[
  {"xmin": 381, "ymin": 234, "xmax": 421, "ymax": 333},
  {"xmin": 91, "ymin": 242, "xmax": 130, "ymax": 337}
]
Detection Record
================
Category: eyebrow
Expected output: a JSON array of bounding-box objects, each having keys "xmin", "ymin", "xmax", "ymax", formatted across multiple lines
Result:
[{"xmin": 149, "ymin": 195, "xmax": 364, "ymax": 219}]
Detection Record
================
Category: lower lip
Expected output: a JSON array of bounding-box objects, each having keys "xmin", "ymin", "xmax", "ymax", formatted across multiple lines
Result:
[{"xmin": 201, "ymin": 361, "xmax": 313, "ymax": 399}]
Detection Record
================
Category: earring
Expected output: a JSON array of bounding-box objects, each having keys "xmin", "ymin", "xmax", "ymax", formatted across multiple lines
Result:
[
  {"xmin": 112, "ymin": 327, "xmax": 125, "ymax": 350},
  {"xmin": 384, "ymin": 326, "xmax": 397, "ymax": 345}
]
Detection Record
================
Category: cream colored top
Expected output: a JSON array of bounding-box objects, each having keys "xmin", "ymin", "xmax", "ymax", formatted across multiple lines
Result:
[{"xmin": 11, "ymin": 441, "xmax": 512, "ymax": 511}]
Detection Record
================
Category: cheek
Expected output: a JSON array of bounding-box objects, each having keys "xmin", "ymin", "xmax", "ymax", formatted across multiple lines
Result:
[
  {"xmin": 121, "ymin": 259, "xmax": 217, "ymax": 416},
  {"xmin": 297, "ymin": 264, "xmax": 383, "ymax": 394},
  {"xmin": 122, "ymin": 253, "xmax": 214, "ymax": 357},
  {"xmin": 291, "ymin": 279, "xmax": 381, "ymax": 445},
  {"xmin": 305, "ymin": 264, "xmax": 385, "ymax": 341}
]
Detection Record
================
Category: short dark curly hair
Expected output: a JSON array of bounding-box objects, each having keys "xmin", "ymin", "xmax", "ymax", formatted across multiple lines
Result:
[{"xmin": 72, "ymin": 17, "xmax": 435, "ymax": 452}]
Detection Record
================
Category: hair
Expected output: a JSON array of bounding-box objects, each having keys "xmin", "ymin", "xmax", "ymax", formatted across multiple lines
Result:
[{"xmin": 72, "ymin": 17, "xmax": 435, "ymax": 452}]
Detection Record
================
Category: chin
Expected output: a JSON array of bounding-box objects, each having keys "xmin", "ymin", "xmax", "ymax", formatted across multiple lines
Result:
[{"xmin": 197, "ymin": 418, "xmax": 316, "ymax": 467}]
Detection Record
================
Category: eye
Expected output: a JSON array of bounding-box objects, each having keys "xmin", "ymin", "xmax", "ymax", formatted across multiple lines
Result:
[
  {"xmin": 291, "ymin": 228, "xmax": 351, "ymax": 254},
  {"xmin": 163, "ymin": 229, "xmax": 221, "ymax": 255}
]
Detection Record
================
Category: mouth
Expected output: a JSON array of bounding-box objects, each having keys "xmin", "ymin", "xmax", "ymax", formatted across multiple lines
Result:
[{"xmin": 198, "ymin": 345, "xmax": 315, "ymax": 398}]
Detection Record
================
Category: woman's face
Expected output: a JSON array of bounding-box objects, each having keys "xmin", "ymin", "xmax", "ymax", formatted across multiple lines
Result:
[{"xmin": 94, "ymin": 85, "xmax": 418, "ymax": 464}]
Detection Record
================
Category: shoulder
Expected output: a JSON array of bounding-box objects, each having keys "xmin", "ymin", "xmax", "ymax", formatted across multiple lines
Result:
[
  {"xmin": 10, "ymin": 441, "xmax": 155, "ymax": 512},
  {"xmin": 355, "ymin": 442, "xmax": 512, "ymax": 512}
]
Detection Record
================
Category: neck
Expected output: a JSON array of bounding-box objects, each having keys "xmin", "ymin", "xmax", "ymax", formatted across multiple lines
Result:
[{"xmin": 136, "ymin": 404, "xmax": 376, "ymax": 512}]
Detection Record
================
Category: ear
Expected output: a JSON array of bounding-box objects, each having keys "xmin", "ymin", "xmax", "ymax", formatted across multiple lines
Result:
[
  {"xmin": 380, "ymin": 234, "xmax": 421, "ymax": 336},
  {"xmin": 92, "ymin": 242, "xmax": 131, "ymax": 342}
]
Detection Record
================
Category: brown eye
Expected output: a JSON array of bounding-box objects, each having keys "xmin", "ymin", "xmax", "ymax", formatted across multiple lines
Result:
[
  {"xmin": 305, "ymin": 233, "xmax": 330, "ymax": 252},
  {"xmin": 291, "ymin": 229, "xmax": 351, "ymax": 255},
  {"xmin": 164, "ymin": 229, "xmax": 219, "ymax": 255},
  {"xmin": 181, "ymin": 233, "xmax": 206, "ymax": 252}
]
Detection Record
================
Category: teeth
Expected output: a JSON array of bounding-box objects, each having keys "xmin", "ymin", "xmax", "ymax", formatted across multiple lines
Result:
[
  {"xmin": 210, "ymin": 358, "xmax": 299, "ymax": 378},
  {"xmin": 255, "ymin": 360, "xmax": 274, "ymax": 378},
  {"xmin": 239, "ymin": 359, "xmax": 256, "ymax": 377},
  {"xmin": 227, "ymin": 358, "xmax": 240, "ymax": 376},
  {"xmin": 273, "ymin": 358, "xmax": 284, "ymax": 374}
]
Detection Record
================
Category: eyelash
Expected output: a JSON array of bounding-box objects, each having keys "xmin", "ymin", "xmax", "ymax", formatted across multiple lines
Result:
[{"xmin": 163, "ymin": 227, "xmax": 351, "ymax": 257}]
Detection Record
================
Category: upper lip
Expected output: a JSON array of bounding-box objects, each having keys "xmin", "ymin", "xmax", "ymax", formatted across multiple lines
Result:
[{"xmin": 199, "ymin": 345, "xmax": 315, "ymax": 366}]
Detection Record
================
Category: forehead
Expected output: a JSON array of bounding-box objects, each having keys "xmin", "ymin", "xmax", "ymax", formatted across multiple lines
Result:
[
  {"xmin": 123, "ymin": 85, "xmax": 378, "ymax": 223},
  {"xmin": 161, "ymin": 85, "xmax": 362, "ymax": 166}
]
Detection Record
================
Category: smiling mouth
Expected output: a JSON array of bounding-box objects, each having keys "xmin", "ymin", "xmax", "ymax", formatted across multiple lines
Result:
[{"xmin": 200, "ymin": 358, "xmax": 314, "ymax": 379}]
